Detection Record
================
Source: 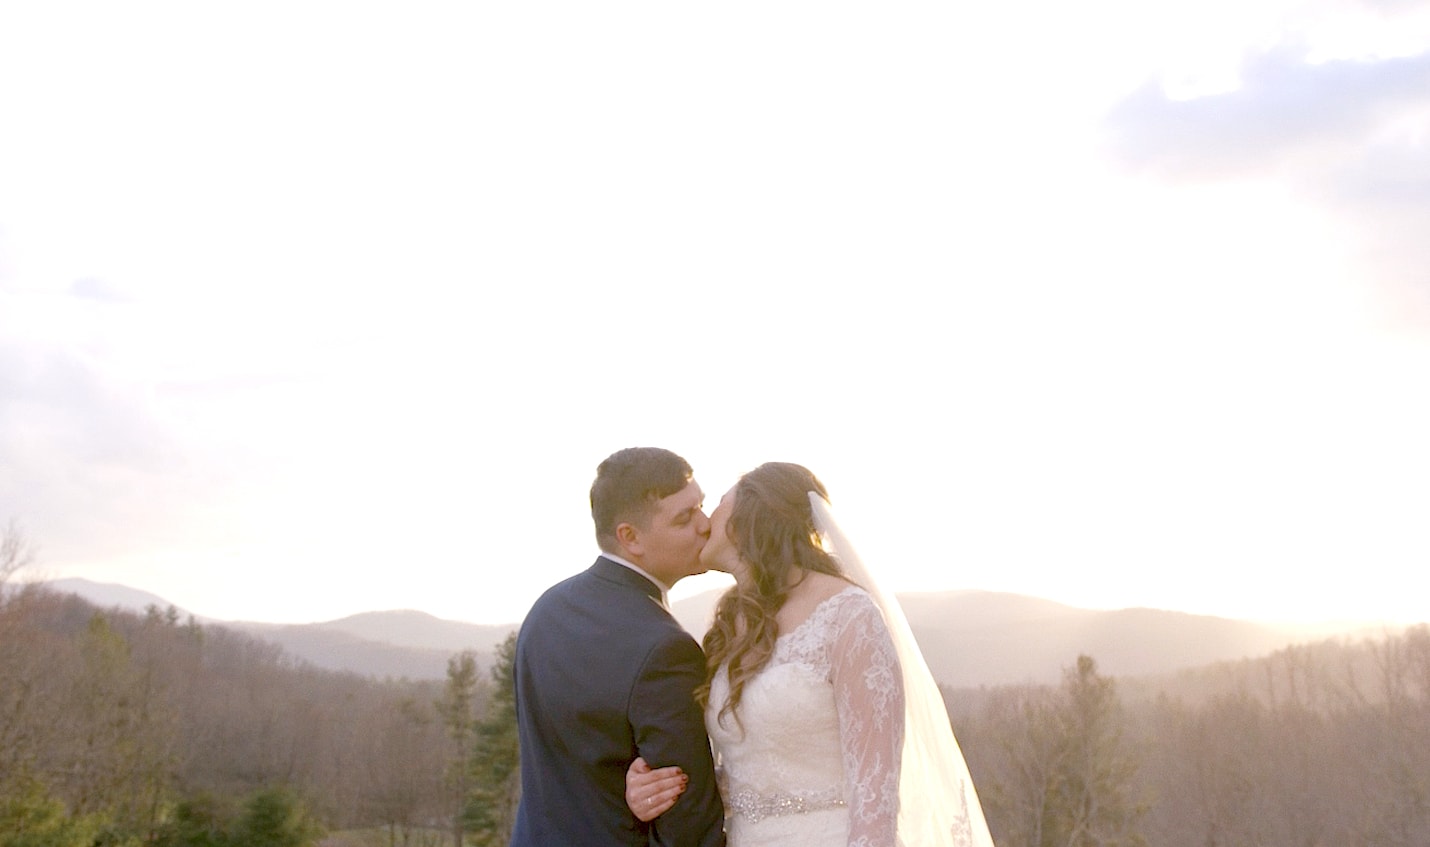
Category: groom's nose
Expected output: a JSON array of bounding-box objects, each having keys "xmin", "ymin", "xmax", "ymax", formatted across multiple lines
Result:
[{"xmin": 696, "ymin": 511, "xmax": 711, "ymax": 537}]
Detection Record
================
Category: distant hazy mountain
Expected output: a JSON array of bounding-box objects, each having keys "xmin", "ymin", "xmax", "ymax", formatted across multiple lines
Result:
[
  {"xmin": 306, "ymin": 610, "xmax": 515, "ymax": 653},
  {"xmin": 45, "ymin": 577, "xmax": 1389, "ymax": 687},
  {"xmin": 895, "ymin": 590, "xmax": 1375, "ymax": 686},
  {"xmin": 224, "ymin": 612, "xmax": 517, "ymax": 680},
  {"xmin": 48, "ymin": 578, "xmax": 514, "ymax": 680},
  {"xmin": 673, "ymin": 587, "xmax": 1387, "ymax": 687},
  {"xmin": 224, "ymin": 620, "xmax": 495, "ymax": 680},
  {"xmin": 670, "ymin": 588, "xmax": 722, "ymax": 636},
  {"xmin": 47, "ymin": 578, "xmax": 188, "ymax": 618}
]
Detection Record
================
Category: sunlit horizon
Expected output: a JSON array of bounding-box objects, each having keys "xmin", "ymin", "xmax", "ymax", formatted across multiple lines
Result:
[{"xmin": 4, "ymin": 2, "xmax": 1429, "ymax": 633}]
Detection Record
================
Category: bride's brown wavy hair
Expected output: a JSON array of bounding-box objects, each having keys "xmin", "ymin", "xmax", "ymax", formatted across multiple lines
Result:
[{"xmin": 696, "ymin": 462, "xmax": 850, "ymax": 728}]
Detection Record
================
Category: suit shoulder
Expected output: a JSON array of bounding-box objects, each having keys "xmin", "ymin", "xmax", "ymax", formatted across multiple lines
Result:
[{"xmin": 639, "ymin": 616, "xmax": 705, "ymax": 665}]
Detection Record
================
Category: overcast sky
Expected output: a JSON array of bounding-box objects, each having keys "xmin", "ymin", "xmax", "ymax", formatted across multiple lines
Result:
[{"xmin": 2, "ymin": 0, "xmax": 1428, "ymax": 627}]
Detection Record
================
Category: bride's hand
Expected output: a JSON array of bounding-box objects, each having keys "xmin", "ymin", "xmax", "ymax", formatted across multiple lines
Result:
[{"xmin": 625, "ymin": 756, "xmax": 687, "ymax": 822}]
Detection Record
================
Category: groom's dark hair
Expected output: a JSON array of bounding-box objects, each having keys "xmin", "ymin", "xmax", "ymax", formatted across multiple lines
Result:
[{"xmin": 591, "ymin": 447, "xmax": 694, "ymax": 552}]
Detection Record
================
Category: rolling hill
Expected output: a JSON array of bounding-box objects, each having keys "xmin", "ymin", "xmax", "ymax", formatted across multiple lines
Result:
[{"xmin": 46, "ymin": 578, "xmax": 1391, "ymax": 686}]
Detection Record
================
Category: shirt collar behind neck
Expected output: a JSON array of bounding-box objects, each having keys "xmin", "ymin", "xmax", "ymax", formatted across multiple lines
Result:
[{"xmin": 600, "ymin": 552, "xmax": 671, "ymax": 608}]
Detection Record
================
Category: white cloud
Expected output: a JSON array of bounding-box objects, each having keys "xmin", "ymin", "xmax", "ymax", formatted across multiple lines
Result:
[{"xmin": 1106, "ymin": 48, "xmax": 1430, "ymax": 176}]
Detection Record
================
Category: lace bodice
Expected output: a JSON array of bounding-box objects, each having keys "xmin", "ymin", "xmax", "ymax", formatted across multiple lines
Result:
[{"xmin": 707, "ymin": 586, "xmax": 905, "ymax": 847}]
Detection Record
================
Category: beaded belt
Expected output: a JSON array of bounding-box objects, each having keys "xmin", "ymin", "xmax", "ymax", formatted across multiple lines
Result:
[{"xmin": 725, "ymin": 786, "xmax": 846, "ymax": 823}]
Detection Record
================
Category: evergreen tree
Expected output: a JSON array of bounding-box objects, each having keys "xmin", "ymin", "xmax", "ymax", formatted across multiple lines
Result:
[
  {"xmin": 436, "ymin": 651, "xmax": 480, "ymax": 847},
  {"xmin": 70, "ymin": 615, "xmax": 140, "ymax": 818},
  {"xmin": 231, "ymin": 787, "xmax": 321, "ymax": 847},
  {"xmin": 1040, "ymin": 655, "xmax": 1145, "ymax": 847},
  {"xmin": 0, "ymin": 779, "xmax": 98, "ymax": 847},
  {"xmin": 153, "ymin": 793, "xmax": 233, "ymax": 847},
  {"xmin": 463, "ymin": 633, "xmax": 520, "ymax": 846}
]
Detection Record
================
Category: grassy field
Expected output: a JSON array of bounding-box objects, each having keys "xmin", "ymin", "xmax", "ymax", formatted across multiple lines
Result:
[{"xmin": 318, "ymin": 827, "xmax": 448, "ymax": 847}]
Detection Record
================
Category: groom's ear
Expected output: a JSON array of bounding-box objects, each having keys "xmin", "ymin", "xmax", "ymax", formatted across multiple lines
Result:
[{"xmin": 614, "ymin": 522, "xmax": 642, "ymax": 557}]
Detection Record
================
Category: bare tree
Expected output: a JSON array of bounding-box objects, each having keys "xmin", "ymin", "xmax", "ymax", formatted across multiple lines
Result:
[
  {"xmin": 1144, "ymin": 693, "xmax": 1276, "ymax": 847},
  {"xmin": 1, "ymin": 518, "xmax": 36, "ymax": 594},
  {"xmin": 978, "ymin": 683, "xmax": 1063, "ymax": 847},
  {"xmin": 360, "ymin": 694, "xmax": 446, "ymax": 846},
  {"xmin": 0, "ymin": 527, "xmax": 58, "ymax": 799}
]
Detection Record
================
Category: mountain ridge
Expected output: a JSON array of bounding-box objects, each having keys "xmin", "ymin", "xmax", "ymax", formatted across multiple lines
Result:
[{"xmin": 44, "ymin": 577, "xmax": 1400, "ymax": 686}]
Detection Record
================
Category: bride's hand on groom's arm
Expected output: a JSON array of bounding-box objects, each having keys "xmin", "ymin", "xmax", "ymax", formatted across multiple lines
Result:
[{"xmin": 625, "ymin": 756, "xmax": 687, "ymax": 822}]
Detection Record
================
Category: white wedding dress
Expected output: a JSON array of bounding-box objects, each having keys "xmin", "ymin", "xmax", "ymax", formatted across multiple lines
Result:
[
  {"xmin": 706, "ymin": 586, "xmax": 903, "ymax": 847},
  {"xmin": 701, "ymin": 493, "xmax": 993, "ymax": 847}
]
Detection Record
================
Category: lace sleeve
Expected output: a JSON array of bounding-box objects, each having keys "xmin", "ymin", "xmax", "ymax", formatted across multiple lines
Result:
[{"xmin": 830, "ymin": 590, "xmax": 905, "ymax": 847}]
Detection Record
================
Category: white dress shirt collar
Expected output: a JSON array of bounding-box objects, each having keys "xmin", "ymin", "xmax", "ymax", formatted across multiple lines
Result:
[{"xmin": 600, "ymin": 552, "xmax": 671, "ymax": 609}]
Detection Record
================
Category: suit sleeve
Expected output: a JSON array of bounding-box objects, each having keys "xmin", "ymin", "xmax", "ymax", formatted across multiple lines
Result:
[{"xmin": 630, "ymin": 632, "xmax": 726, "ymax": 847}]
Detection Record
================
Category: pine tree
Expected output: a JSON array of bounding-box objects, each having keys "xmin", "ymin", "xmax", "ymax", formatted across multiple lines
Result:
[
  {"xmin": 436, "ymin": 651, "xmax": 480, "ymax": 847},
  {"xmin": 231, "ymin": 787, "xmax": 321, "ymax": 847},
  {"xmin": 1040, "ymin": 655, "xmax": 1145, "ymax": 847},
  {"xmin": 0, "ymin": 779, "xmax": 99, "ymax": 847},
  {"xmin": 463, "ymin": 633, "xmax": 520, "ymax": 846}
]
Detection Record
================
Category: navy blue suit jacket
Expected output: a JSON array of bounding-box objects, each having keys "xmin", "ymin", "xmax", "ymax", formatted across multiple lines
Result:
[{"xmin": 510, "ymin": 557, "xmax": 725, "ymax": 846}]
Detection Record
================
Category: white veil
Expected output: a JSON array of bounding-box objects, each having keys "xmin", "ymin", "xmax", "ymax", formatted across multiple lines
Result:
[{"xmin": 810, "ymin": 493, "xmax": 994, "ymax": 847}]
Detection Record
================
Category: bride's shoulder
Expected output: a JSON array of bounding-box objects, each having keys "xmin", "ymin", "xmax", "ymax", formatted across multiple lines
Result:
[
  {"xmin": 801, "ymin": 571, "xmax": 857, "ymax": 604},
  {"xmin": 800, "ymin": 574, "xmax": 877, "ymax": 622},
  {"xmin": 778, "ymin": 572, "xmax": 857, "ymax": 629}
]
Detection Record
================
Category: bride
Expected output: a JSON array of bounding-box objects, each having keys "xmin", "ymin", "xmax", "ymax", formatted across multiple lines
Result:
[{"xmin": 625, "ymin": 462, "xmax": 993, "ymax": 846}]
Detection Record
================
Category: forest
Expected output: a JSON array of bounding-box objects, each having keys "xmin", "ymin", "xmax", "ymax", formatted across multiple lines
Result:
[
  {"xmin": 3, "ymin": 530, "xmax": 1428, "ymax": 846},
  {"xmin": 951, "ymin": 629, "xmax": 1430, "ymax": 846}
]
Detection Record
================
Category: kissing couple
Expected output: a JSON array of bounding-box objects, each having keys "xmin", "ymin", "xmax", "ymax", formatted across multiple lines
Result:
[{"xmin": 509, "ymin": 447, "xmax": 993, "ymax": 847}]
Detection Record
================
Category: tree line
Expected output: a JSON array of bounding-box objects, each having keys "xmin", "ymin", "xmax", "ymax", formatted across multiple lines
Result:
[
  {"xmin": 951, "ymin": 624, "xmax": 1430, "ymax": 846},
  {"xmin": 4, "ymin": 523, "xmax": 1427, "ymax": 846},
  {"xmin": 1, "ymin": 565, "xmax": 469, "ymax": 844},
  {"xmin": 0, "ymin": 587, "xmax": 445, "ymax": 844}
]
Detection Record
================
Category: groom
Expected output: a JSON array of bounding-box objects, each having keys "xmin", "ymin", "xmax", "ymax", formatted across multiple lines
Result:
[{"xmin": 510, "ymin": 447, "xmax": 726, "ymax": 846}]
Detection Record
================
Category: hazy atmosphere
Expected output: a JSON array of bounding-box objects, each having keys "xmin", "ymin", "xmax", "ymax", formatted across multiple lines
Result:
[{"xmin": 3, "ymin": 1, "xmax": 1429, "ymax": 628}]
